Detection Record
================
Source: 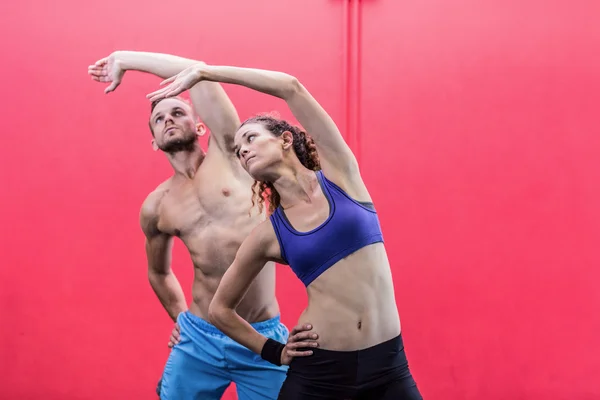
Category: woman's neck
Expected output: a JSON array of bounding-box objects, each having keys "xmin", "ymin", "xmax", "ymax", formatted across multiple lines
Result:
[{"xmin": 272, "ymin": 166, "xmax": 318, "ymax": 209}]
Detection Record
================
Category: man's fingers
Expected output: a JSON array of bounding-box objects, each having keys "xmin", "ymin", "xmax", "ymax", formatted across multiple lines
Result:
[
  {"xmin": 90, "ymin": 76, "xmax": 110, "ymax": 83},
  {"xmin": 88, "ymin": 69, "xmax": 105, "ymax": 78},
  {"xmin": 94, "ymin": 58, "xmax": 107, "ymax": 66},
  {"xmin": 105, "ymin": 81, "xmax": 119, "ymax": 94}
]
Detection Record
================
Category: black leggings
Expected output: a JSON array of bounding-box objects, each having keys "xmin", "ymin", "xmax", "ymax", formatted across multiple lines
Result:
[{"xmin": 278, "ymin": 334, "xmax": 423, "ymax": 400}]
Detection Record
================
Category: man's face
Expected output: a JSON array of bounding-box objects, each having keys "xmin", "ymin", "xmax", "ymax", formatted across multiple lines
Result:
[{"xmin": 149, "ymin": 98, "xmax": 199, "ymax": 153}]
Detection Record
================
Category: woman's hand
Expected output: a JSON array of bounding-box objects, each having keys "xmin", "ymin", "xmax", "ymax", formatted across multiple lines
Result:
[
  {"xmin": 280, "ymin": 323, "xmax": 319, "ymax": 365},
  {"xmin": 146, "ymin": 63, "xmax": 205, "ymax": 102}
]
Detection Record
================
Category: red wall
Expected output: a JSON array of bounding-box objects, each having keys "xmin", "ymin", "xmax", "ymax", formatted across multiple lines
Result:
[
  {"xmin": 1, "ymin": 0, "xmax": 599, "ymax": 399},
  {"xmin": 358, "ymin": 1, "xmax": 600, "ymax": 399}
]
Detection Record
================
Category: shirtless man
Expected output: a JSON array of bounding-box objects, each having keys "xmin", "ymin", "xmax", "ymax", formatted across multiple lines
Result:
[{"xmin": 88, "ymin": 51, "xmax": 317, "ymax": 400}]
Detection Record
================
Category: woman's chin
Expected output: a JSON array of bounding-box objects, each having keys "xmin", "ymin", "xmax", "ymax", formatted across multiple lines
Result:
[
  {"xmin": 247, "ymin": 162, "xmax": 269, "ymax": 182},
  {"xmin": 245, "ymin": 161, "xmax": 258, "ymax": 177}
]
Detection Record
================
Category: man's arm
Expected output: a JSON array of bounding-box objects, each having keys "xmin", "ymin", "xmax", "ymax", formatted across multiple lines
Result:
[
  {"xmin": 139, "ymin": 192, "xmax": 187, "ymax": 321},
  {"xmin": 188, "ymin": 73, "xmax": 241, "ymax": 155},
  {"xmin": 145, "ymin": 64, "xmax": 362, "ymax": 191},
  {"xmin": 90, "ymin": 51, "xmax": 240, "ymax": 154}
]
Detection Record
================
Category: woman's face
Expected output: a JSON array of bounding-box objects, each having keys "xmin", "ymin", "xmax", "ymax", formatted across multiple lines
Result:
[{"xmin": 234, "ymin": 122, "xmax": 287, "ymax": 180}]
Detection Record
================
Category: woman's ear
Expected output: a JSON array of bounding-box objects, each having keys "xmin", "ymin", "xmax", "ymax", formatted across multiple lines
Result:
[{"xmin": 281, "ymin": 131, "xmax": 294, "ymax": 150}]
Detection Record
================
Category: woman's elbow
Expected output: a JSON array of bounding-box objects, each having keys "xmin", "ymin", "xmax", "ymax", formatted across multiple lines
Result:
[
  {"xmin": 281, "ymin": 75, "xmax": 303, "ymax": 99},
  {"xmin": 208, "ymin": 301, "xmax": 227, "ymax": 327}
]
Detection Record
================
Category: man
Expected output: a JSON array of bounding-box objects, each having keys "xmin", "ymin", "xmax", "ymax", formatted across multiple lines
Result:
[{"xmin": 88, "ymin": 51, "xmax": 317, "ymax": 400}]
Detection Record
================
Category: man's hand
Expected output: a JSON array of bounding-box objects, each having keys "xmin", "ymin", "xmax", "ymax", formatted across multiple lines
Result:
[
  {"xmin": 88, "ymin": 53, "xmax": 126, "ymax": 94},
  {"xmin": 167, "ymin": 322, "xmax": 181, "ymax": 348},
  {"xmin": 280, "ymin": 323, "xmax": 319, "ymax": 365}
]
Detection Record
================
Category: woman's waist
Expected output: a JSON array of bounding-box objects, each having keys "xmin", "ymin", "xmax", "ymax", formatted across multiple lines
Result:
[{"xmin": 297, "ymin": 295, "xmax": 400, "ymax": 351}]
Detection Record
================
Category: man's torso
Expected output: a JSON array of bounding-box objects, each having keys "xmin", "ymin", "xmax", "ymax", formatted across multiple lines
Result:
[{"xmin": 152, "ymin": 150, "xmax": 279, "ymax": 322}]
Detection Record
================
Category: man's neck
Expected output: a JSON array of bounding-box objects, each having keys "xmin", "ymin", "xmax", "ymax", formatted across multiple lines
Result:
[{"xmin": 167, "ymin": 144, "xmax": 205, "ymax": 179}]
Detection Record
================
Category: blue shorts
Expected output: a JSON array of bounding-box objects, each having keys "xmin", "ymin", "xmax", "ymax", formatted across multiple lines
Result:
[{"xmin": 157, "ymin": 311, "xmax": 289, "ymax": 400}]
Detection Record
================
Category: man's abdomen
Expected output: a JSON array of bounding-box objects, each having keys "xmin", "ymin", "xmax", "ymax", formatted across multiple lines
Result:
[{"xmin": 184, "ymin": 223, "xmax": 280, "ymax": 324}]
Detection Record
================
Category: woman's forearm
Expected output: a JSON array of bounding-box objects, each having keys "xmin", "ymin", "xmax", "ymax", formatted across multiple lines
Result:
[
  {"xmin": 199, "ymin": 64, "xmax": 301, "ymax": 100},
  {"xmin": 116, "ymin": 51, "xmax": 203, "ymax": 80},
  {"xmin": 208, "ymin": 306, "xmax": 268, "ymax": 354}
]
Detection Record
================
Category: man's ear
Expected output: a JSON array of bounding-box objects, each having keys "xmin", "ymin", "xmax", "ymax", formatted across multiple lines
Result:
[{"xmin": 197, "ymin": 122, "xmax": 207, "ymax": 137}]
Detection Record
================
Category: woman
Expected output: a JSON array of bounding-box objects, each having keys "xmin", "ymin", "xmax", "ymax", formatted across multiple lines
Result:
[{"xmin": 147, "ymin": 64, "xmax": 423, "ymax": 399}]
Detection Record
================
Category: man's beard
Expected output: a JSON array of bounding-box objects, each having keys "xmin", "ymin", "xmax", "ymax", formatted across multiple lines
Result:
[{"xmin": 159, "ymin": 136, "xmax": 197, "ymax": 153}]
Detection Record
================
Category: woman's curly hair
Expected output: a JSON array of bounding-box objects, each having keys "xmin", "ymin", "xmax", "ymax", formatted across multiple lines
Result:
[{"xmin": 241, "ymin": 114, "xmax": 321, "ymax": 215}]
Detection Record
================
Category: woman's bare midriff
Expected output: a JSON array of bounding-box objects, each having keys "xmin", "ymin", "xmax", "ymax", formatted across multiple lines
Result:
[{"xmin": 296, "ymin": 243, "xmax": 402, "ymax": 351}]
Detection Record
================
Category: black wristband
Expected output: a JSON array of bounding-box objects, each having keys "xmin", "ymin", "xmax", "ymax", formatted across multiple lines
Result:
[{"xmin": 260, "ymin": 338, "xmax": 285, "ymax": 366}]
